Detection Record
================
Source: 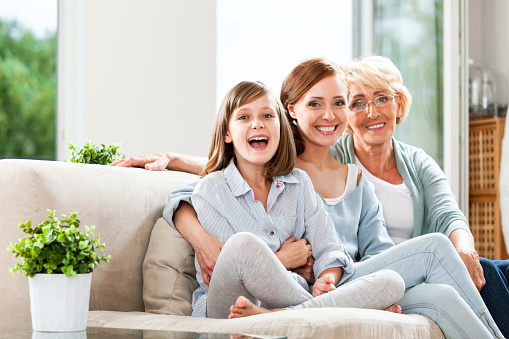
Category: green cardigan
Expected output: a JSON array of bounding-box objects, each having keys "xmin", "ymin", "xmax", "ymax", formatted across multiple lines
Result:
[{"xmin": 329, "ymin": 134, "xmax": 471, "ymax": 238}]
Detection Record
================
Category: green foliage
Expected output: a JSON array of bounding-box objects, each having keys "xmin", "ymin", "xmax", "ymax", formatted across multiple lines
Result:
[
  {"xmin": 7, "ymin": 210, "xmax": 110, "ymax": 277},
  {"xmin": 67, "ymin": 140, "xmax": 125, "ymax": 165},
  {"xmin": 0, "ymin": 19, "xmax": 56, "ymax": 159}
]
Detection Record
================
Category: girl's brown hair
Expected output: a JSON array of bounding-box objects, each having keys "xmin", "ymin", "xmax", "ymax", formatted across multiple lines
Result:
[
  {"xmin": 202, "ymin": 81, "xmax": 296, "ymax": 178},
  {"xmin": 280, "ymin": 58, "xmax": 344, "ymax": 155}
]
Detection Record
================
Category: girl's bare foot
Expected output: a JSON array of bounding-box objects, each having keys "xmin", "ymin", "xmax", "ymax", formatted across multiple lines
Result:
[
  {"xmin": 228, "ymin": 296, "xmax": 283, "ymax": 319},
  {"xmin": 384, "ymin": 304, "xmax": 402, "ymax": 313}
]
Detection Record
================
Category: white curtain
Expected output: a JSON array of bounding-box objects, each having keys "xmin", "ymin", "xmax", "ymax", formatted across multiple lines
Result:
[{"xmin": 500, "ymin": 117, "xmax": 509, "ymax": 250}]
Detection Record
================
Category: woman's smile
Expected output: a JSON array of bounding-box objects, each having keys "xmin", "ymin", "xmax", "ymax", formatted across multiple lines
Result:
[
  {"xmin": 366, "ymin": 122, "xmax": 386, "ymax": 131},
  {"xmin": 315, "ymin": 124, "xmax": 339, "ymax": 135}
]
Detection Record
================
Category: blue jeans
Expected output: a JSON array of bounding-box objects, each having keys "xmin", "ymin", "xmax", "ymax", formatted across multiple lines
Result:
[
  {"xmin": 480, "ymin": 257, "xmax": 509, "ymax": 338},
  {"xmin": 344, "ymin": 233, "xmax": 504, "ymax": 339}
]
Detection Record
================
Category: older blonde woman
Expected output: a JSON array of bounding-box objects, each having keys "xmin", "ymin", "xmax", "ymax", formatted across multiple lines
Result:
[{"xmin": 330, "ymin": 55, "xmax": 509, "ymax": 337}]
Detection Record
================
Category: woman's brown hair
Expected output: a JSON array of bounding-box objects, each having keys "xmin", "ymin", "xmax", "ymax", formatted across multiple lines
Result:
[
  {"xmin": 202, "ymin": 81, "xmax": 296, "ymax": 178},
  {"xmin": 280, "ymin": 58, "xmax": 344, "ymax": 155}
]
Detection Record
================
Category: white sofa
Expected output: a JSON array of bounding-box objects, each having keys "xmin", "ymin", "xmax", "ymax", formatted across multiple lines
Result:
[{"xmin": 0, "ymin": 159, "xmax": 444, "ymax": 338}]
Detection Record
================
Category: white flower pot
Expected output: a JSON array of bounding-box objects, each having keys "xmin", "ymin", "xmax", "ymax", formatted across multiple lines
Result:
[{"xmin": 28, "ymin": 273, "xmax": 92, "ymax": 332}]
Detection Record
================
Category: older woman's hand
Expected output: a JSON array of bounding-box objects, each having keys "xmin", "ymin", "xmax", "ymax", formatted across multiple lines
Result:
[
  {"xmin": 449, "ymin": 229, "xmax": 486, "ymax": 291},
  {"xmin": 110, "ymin": 152, "xmax": 172, "ymax": 170},
  {"xmin": 456, "ymin": 248, "xmax": 485, "ymax": 291},
  {"xmin": 110, "ymin": 152, "xmax": 207, "ymax": 175}
]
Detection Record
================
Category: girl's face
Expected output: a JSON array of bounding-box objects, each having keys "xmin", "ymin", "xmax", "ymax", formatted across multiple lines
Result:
[
  {"xmin": 287, "ymin": 76, "xmax": 348, "ymax": 149},
  {"xmin": 225, "ymin": 94, "xmax": 281, "ymax": 170},
  {"xmin": 347, "ymin": 84, "xmax": 401, "ymax": 148}
]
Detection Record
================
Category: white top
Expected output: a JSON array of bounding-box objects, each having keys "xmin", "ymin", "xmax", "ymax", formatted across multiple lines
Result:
[
  {"xmin": 323, "ymin": 164, "xmax": 359, "ymax": 205},
  {"xmin": 355, "ymin": 157, "xmax": 414, "ymax": 245}
]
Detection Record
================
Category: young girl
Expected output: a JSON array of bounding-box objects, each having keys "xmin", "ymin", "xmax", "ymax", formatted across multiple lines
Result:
[{"xmin": 191, "ymin": 80, "xmax": 404, "ymax": 319}]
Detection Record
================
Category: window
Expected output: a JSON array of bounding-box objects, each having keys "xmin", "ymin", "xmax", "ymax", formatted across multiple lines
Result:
[
  {"xmin": 0, "ymin": 0, "xmax": 57, "ymax": 159},
  {"xmin": 373, "ymin": 0, "xmax": 444, "ymax": 168},
  {"xmin": 217, "ymin": 0, "xmax": 352, "ymax": 109}
]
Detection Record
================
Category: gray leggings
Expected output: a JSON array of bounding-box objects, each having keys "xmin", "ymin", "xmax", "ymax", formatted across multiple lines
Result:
[{"xmin": 206, "ymin": 232, "xmax": 405, "ymax": 319}]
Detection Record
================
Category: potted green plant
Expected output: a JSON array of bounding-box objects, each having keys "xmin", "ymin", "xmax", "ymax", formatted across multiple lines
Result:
[
  {"xmin": 67, "ymin": 140, "xmax": 125, "ymax": 165},
  {"xmin": 7, "ymin": 210, "xmax": 110, "ymax": 332}
]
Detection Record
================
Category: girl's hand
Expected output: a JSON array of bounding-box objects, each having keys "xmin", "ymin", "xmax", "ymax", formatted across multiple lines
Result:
[
  {"xmin": 275, "ymin": 236, "xmax": 312, "ymax": 269},
  {"xmin": 292, "ymin": 256, "xmax": 316, "ymax": 284},
  {"xmin": 312, "ymin": 275, "xmax": 336, "ymax": 297}
]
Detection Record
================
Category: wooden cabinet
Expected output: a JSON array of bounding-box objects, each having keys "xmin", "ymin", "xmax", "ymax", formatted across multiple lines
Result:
[{"xmin": 468, "ymin": 117, "xmax": 508, "ymax": 259}]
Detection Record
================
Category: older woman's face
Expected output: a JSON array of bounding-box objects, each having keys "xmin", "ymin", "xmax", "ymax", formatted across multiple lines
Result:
[{"xmin": 347, "ymin": 84, "xmax": 401, "ymax": 148}]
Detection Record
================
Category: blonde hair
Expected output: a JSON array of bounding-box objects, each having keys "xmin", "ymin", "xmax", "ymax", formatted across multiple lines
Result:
[
  {"xmin": 280, "ymin": 58, "xmax": 345, "ymax": 155},
  {"xmin": 344, "ymin": 55, "xmax": 412, "ymax": 132},
  {"xmin": 202, "ymin": 81, "xmax": 296, "ymax": 178}
]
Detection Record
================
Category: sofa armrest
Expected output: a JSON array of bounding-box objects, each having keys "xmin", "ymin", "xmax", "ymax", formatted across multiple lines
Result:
[{"xmin": 0, "ymin": 159, "xmax": 198, "ymax": 323}]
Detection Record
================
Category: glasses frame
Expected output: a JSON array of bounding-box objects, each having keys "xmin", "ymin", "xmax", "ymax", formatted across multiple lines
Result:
[{"xmin": 349, "ymin": 94, "xmax": 398, "ymax": 113}]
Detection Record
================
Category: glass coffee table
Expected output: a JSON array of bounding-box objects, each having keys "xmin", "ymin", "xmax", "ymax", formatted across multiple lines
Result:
[{"xmin": 0, "ymin": 323, "xmax": 287, "ymax": 339}]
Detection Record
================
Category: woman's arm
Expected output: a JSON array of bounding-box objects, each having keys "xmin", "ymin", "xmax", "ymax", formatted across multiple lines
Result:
[
  {"xmin": 110, "ymin": 152, "xmax": 206, "ymax": 175},
  {"xmin": 173, "ymin": 202, "xmax": 223, "ymax": 285},
  {"xmin": 412, "ymin": 147, "xmax": 485, "ymax": 290}
]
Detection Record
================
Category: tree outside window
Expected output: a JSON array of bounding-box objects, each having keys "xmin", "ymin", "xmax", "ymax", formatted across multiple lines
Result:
[{"xmin": 0, "ymin": 2, "xmax": 57, "ymax": 160}]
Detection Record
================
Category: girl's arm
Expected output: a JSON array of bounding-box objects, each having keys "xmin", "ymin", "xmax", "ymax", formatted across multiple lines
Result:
[
  {"xmin": 312, "ymin": 267, "xmax": 342, "ymax": 297},
  {"xmin": 110, "ymin": 151, "xmax": 206, "ymax": 174}
]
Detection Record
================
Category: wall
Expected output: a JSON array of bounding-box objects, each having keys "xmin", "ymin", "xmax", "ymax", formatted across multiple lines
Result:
[
  {"xmin": 469, "ymin": 0, "xmax": 509, "ymax": 75},
  {"xmin": 57, "ymin": 0, "xmax": 216, "ymax": 161}
]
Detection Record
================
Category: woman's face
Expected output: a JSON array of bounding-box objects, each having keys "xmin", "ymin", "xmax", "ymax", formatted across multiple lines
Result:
[
  {"xmin": 225, "ymin": 94, "xmax": 281, "ymax": 170},
  {"xmin": 347, "ymin": 84, "xmax": 402, "ymax": 148},
  {"xmin": 287, "ymin": 75, "xmax": 348, "ymax": 149}
]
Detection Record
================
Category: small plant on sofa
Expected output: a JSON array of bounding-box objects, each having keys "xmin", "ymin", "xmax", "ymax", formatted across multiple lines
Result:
[
  {"xmin": 7, "ymin": 209, "xmax": 110, "ymax": 277},
  {"xmin": 67, "ymin": 140, "xmax": 125, "ymax": 165}
]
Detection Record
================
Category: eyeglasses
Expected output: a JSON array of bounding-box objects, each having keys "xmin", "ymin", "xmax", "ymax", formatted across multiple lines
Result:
[{"xmin": 349, "ymin": 95, "xmax": 398, "ymax": 113}]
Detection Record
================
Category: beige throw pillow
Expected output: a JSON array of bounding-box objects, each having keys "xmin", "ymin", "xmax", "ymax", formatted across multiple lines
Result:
[{"xmin": 143, "ymin": 217, "xmax": 197, "ymax": 316}]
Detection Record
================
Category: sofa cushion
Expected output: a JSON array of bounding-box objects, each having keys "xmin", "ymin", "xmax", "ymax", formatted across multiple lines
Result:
[
  {"xmin": 143, "ymin": 217, "xmax": 197, "ymax": 316},
  {"xmin": 88, "ymin": 309, "xmax": 445, "ymax": 339}
]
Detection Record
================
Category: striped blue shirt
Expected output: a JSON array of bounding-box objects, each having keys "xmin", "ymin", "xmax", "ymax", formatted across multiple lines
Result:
[{"xmin": 189, "ymin": 159, "xmax": 353, "ymax": 317}]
